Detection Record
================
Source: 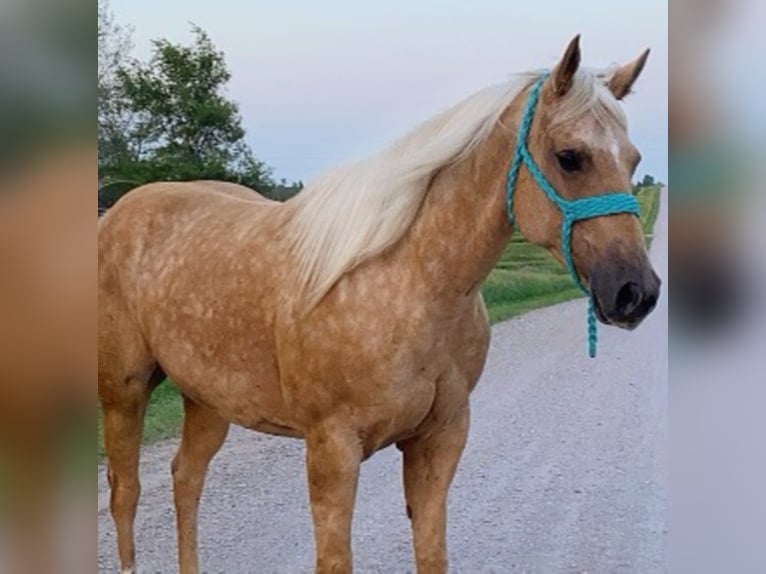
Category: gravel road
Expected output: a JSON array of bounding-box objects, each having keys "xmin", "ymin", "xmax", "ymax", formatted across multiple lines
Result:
[{"xmin": 98, "ymin": 192, "xmax": 668, "ymax": 573}]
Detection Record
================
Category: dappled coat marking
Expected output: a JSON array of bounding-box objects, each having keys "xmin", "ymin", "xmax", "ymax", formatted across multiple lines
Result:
[{"xmin": 99, "ymin": 36, "xmax": 658, "ymax": 574}]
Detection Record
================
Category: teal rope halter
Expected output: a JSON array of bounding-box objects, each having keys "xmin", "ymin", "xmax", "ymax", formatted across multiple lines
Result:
[{"xmin": 505, "ymin": 74, "xmax": 640, "ymax": 358}]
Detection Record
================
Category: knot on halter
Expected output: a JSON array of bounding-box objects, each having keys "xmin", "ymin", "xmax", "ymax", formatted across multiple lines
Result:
[{"xmin": 505, "ymin": 73, "xmax": 640, "ymax": 358}]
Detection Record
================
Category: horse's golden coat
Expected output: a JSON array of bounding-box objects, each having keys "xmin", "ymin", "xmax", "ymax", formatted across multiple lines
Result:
[{"xmin": 99, "ymin": 37, "xmax": 656, "ymax": 574}]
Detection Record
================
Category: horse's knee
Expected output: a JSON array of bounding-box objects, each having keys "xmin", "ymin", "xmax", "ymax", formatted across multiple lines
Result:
[
  {"xmin": 171, "ymin": 452, "xmax": 192, "ymax": 495},
  {"xmin": 110, "ymin": 472, "xmax": 141, "ymax": 519},
  {"xmin": 171, "ymin": 451, "xmax": 181, "ymax": 478},
  {"xmin": 171, "ymin": 449, "xmax": 206, "ymax": 509},
  {"xmin": 110, "ymin": 471, "xmax": 140, "ymax": 497}
]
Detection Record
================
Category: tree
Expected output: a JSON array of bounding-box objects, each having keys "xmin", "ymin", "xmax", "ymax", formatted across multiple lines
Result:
[
  {"xmin": 99, "ymin": 25, "xmax": 274, "ymax": 194},
  {"xmin": 98, "ymin": 0, "xmax": 131, "ymax": 88},
  {"xmin": 268, "ymin": 179, "xmax": 304, "ymax": 202},
  {"xmin": 640, "ymin": 174, "xmax": 655, "ymax": 187},
  {"xmin": 98, "ymin": 0, "xmax": 133, "ymax": 169}
]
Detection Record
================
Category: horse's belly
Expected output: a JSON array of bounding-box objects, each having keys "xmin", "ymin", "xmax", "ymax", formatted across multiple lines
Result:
[
  {"xmin": 176, "ymin": 372, "xmax": 301, "ymax": 437},
  {"xmin": 152, "ymin": 336, "xmax": 300, "ymax": 435},
  {"xmin": 244, "ymin": 419, "xmax": 304, "ymax": 438}
]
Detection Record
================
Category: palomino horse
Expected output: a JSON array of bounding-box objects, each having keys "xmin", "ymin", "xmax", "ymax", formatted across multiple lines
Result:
[{"xmin": 99, "ymin": 36, "xmax": 660, "ymax": 573}]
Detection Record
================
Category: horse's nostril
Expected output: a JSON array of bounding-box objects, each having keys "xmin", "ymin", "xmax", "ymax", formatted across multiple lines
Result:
[
  {"xmin": 616, "ymin": 281, "xmax": 641, "ymax": 314},
  {"xmin": 640, "ymin": 289, "xmax": 659, "ymax": 315}
]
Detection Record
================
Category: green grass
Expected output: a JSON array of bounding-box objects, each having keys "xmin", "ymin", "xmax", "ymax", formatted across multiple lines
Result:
[
  {"xmin": 98, "ymin": 186, "xmax": 662, "ymax": 456},
  {"xmin": 98, "ymin": 381, "xmax": 184, "ymax": 460},
  {"xmin": 482, "ymin": 234, "xmax": 584, "ymax": 324},
  {"xmin": 635, "ymin": 185, "xmax": 661, "ymax": 239}
]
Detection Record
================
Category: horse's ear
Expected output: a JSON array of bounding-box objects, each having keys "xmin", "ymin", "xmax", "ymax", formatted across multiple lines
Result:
[
  {"xmin": 547, "ymin": 35, "xmax": 581, "ymax": 99},
  {"xmin": 608, "ymin": 48, "xmax": 650, "ymax": 100}
]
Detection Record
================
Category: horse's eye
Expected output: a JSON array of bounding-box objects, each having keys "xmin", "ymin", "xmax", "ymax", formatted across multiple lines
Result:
[{"xmin": 556, "ymin": 150, "xmax": 582, "ymax": 172}]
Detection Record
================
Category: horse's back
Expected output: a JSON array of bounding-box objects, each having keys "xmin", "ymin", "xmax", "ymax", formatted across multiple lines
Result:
[
  {"xmin": 98, "ymin": 179, "xmax": 285, "ymax": 328},
  {"xmin": 100, "ymin": 180, "xmax": 274, "ymax": 234},
  {"xmin": 99, "ymin": 179, "xmax": 278, "ymax": 260}
]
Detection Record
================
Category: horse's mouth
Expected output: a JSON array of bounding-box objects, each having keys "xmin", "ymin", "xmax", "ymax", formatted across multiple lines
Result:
[
  {"xmin": 591, "ymin": 291, "xmax": 651, "ymax": 331},
  {"xmin": 591, "ymin": 294, "xmax": 612, "ymax": 326}
]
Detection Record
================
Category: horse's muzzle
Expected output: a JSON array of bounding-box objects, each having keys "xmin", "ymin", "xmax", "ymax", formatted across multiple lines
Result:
[{"xmin": 590, "ymin": 262, "xmax": 661, "ymax": 330}]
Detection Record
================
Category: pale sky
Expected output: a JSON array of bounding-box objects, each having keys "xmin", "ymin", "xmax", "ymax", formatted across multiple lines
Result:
[{"xmin": 111, "ymin": 0, "xmax": 668, "ymax": 184}]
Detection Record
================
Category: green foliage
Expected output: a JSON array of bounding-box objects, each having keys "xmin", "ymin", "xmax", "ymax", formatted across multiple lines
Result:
[
  {"xmin": 99, "ymin": 25, "xmax": 272, "ymax": 193},
  {"xmin": 634, "ymin": 185, "xmax": 661, "ymax": 239},
  {"xmin": 634, "ymin": 173, "xmax": 659, "ymax": 192},
  {"xmin": 97, "ymin": 12, "xmax": 302, "ymax": 204},
  {"xmin": 269, "ymin": 178, "xmax": 305, "ymax": 202},
  {"xmin": 98, "ymin": 180, "xmax": 138, "ymax": 213},
  {"xmin": 98, "ymin": 0, "xmax": 133, "ymax": 168}
]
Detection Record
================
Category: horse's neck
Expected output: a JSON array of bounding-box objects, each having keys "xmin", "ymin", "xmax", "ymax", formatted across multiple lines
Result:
[{"xmin": 404, "ymin": 113, "xmax": 519, "ymax": 300}]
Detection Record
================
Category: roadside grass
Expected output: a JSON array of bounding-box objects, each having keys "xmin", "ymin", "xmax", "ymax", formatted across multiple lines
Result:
[
  {"xmin": 482, "ymin": 236, "xmax": 583, "ymax": 324},
  {"xmin": 97, "ymin": 381, "xmax": 184, "ymax": 460},
  {"xmin": 97, "ymin": 185, "xmax": 662, "ymax": 456},
  {"xmin": 635, "ymin": 185, "xmax": 661, "ymax": 240}
]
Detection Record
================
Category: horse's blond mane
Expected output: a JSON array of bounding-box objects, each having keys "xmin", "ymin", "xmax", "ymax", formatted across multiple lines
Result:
[{"xmin": 285, "ymin": 67, "xmax": 625, "ymax": 308}]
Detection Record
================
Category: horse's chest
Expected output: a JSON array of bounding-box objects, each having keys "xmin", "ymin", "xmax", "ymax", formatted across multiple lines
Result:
[
  {"xmin": 278, "ymin": 294, "xmax": 490, "ymax": 450},
  {"xmin": 352, "ymin": 327, "xmax": 487, "ymax": 451}
]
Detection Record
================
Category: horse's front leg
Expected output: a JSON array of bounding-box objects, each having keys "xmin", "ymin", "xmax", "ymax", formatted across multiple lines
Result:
[
  {"xmin": 398, "ymin": 406, "xmax": 470, "ymax": 574},
  {"xmin": 305, "ymin": 422, "xmax": 363, "ymax": 574}
]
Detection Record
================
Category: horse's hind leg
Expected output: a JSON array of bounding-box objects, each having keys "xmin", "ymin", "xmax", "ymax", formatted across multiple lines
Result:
[
  {"xmin": 171, "ymin": 395, "xmax": 229, "ymax": 574},
  {"xmin": 101, "ymin": 376, "xmax": 154, "ymax": 574},
  {"xmin": 99, "ymin": 285, "xmax": 161, "ymax": 573}
]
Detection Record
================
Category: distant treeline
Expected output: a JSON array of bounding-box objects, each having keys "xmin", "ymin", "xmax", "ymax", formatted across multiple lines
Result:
[{"xmin": 98, "ymin": 1, "xmax": 302, "ymax": 211}]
